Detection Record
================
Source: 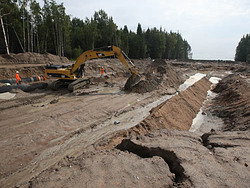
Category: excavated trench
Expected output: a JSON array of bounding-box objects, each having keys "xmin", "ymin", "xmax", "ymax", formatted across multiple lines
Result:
[{"xmin": 98, "ymin": 75, "xmax": 212, "ymax": 149}]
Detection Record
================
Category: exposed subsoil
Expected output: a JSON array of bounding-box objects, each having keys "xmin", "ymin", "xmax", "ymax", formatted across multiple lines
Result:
[
  {"xmin": 212, "ymin": 74, "xmax": 250, "ymax": 131},
  {"xmin": 0, "ymin": 53, "xmax": 249, "ymax": 188}
]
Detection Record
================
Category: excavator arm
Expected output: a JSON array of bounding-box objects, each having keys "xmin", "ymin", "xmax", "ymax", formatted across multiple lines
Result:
[{"xmin": 71, "ymin": 46, "xmax": 138, "ymax": 76}]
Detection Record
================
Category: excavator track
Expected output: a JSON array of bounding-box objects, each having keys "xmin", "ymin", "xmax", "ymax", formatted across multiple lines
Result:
[
  {"xmin": 51, "ymin": 80, "xmax": 68, "ymax": 90},
  {"xmin": 68, "ymin": 78, "xmax": 91, "ymax": 92}
]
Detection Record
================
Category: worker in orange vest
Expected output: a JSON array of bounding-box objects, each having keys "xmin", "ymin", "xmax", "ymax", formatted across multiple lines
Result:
[
  {"xmin": 15, "ymin": 71, "xmax": 22, "ymax": 85},
  {"xmin": 100, "ymin": 66, "xmax": 105, "ymax": 76}
]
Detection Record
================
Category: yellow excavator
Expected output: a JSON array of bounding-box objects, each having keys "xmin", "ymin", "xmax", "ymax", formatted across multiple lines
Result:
[{"xmin": 45, "ymin": 46, "xmax": 140, "ymax": 91}]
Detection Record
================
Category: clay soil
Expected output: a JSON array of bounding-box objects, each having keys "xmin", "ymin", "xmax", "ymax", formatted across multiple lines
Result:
[{"xmin": 0, "ymin": 53, "xmax": 249, "ymax": 188}]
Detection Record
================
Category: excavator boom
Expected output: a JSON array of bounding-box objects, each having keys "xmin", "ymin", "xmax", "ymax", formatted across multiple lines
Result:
[{"xmin": 71, "ymin": 46, "xmax": 138, "ymax": 75}]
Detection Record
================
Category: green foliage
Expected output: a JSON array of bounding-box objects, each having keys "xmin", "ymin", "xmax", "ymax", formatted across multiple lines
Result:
[
  {"xmin": 120, "ymin": 25, "xmax": 129, "ymax": 54},
  {"xmin": 235, "ymin": 34, "xmax": 250, "ymax": 62},
  {"xmin": 145, "ymin": 27, "xmax": 165, "ymax": 59},
  {"xmin": 0, "ymin": 0, "xmax": 23, "ymax": 53},
  {"xmin": 72, "ymin": 46, "xmax": 82, "ymax": 60},
  {"xmin": 0, "ymin": 1, "xmax": 191, "ymax": 60}
]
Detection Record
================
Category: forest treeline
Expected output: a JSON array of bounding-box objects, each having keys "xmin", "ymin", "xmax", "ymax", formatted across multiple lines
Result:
[
  {"xmin": 0, "ymin": 0, "xmax": 191, "ymax": 60},
  {"xmin": 235, "ymin": 34, "xmax": 250, "ymax": 62}
]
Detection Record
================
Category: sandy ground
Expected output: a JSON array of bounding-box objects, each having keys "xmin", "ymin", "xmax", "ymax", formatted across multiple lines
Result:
[{"xmin": 0, "ymin": 54, "xmax": 249, "ymax": 187}]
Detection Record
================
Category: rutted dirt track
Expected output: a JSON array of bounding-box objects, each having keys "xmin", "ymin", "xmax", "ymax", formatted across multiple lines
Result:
[{"xmin": 0, "ymin": 53, "xmax": 249, "ymax": 187}]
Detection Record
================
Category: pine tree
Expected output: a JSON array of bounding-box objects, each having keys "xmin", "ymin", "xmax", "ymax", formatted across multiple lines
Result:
[{"xmin": 235, "ymin": 34, "xmax": 250, "ymax": 62}]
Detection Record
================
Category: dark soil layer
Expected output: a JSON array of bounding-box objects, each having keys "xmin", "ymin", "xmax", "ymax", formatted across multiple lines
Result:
[{"xmin": 212, "ymin": 74, "xmax": 250, "ymax": 131}]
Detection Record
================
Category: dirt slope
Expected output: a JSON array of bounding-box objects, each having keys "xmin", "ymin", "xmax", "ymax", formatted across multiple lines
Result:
[
  {"xmin": 212, "ymin": 74, "xmax": 250, "ymax": 131},
  {"xmin": 140, "ymin": 77, "xmax": 211, "ymax": 131}
]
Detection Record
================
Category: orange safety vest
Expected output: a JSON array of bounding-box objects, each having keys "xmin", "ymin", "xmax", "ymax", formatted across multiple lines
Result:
[
  {"xmin": 101, "ymin": 67, "xmax": 104, "ymax": 74},
  {"xmin": 15, "ymin": 73, "xmax": 21, "ymax": 83}
]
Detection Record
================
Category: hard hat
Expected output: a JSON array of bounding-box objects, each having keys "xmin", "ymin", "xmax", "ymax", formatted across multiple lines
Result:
[{"xmin": 16, "ymin": 71, "xmax": 19, "ymax": 73}]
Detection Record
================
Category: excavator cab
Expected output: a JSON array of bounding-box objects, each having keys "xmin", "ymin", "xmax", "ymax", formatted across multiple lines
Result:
[{"xmin": 45, "ymin": 46, "xmax": 141, "ymax": 91}]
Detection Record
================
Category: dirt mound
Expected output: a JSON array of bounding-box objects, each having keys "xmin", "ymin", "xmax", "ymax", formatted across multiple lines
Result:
[
  {"xmin": 212, "ymin": 74, "xmax": 250, "ymax": 131},
  {"xmin": 0, "ymin": 52, "xmax": 71, "ymax": 65},
  {"xmin": 84, "ymin": 59, "xmax": 128, "ymax": 75},
  {"xmin": 83, "ymin": 59, "xmax": 183, "ymax": 94},
  {"xmin": 131, "ymin": 74, "xmax": 161, "ymax": 93},
  {"xmin": 152, "ymin": 59, "xmax": 167, "ymax": 66},
  {"xmin": 130, "ymin": 60, "xmax": 182, "ymax": 94},
  {"xmin": 131, "ymin": 80, "xmax": 157, "ymax": 93}
]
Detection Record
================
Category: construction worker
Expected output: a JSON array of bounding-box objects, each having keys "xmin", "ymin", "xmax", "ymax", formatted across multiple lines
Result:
[
  {"xmin": 100, "ymin": 66, "xmax": 105, "ymax": 77},
  {"xmin": 15, "ymin": 71, "xmax": 22, "ymax": 85}
]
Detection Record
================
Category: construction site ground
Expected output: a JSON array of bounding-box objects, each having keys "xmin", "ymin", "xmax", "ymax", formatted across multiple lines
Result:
[{"xmin": 0, "ymin": 53, "xmax": 249, "ymax": 188}]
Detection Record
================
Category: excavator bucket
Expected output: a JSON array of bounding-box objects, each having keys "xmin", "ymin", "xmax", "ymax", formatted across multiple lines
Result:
[{"xmin": 124, "ymin": 74, "xmax": 141, "ymax": 90}]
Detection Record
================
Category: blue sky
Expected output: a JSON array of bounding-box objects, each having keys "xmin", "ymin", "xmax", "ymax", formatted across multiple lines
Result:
[{"xmin": 40, "ymin": 0, "xmax": 250, "ymax": 60}]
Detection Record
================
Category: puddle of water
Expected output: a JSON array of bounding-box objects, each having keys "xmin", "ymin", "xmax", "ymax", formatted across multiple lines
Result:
[
  {"xmin": 179, "ymin": 73, "xmax": 206, "ymax": 91},
  {"xmin": 209, "ymin": 77, "xmax": 221, "ymax": 85},
  {"xmin": 189, "ymin": 108, "xmax": 224, "ymax": 134},
  {"xmin": 189, "ymin": 76, "xmax": 224, "ymax": 134}
]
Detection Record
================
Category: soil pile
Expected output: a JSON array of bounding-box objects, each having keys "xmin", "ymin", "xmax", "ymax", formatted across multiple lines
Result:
[
  {"xmin": 131, "ymin": 59, "xmax": 183, "ymax": 94},
  {"xmin": 0, "ymin": 52, "xmax": 71, "ymax": 65},
  {"xmin": 212, "ymin": 74, "xmax": 250, "ymax": 131},
  {"xmin": 82, "ymin": 59, "xmax": 183, "ymax": 94},
  {"xmin": 85, "ymin": 59, "xmax": 127, "ymax": 74},
  {"xmin": 131, "ymin": 74, "xmax": 160, "ymax": 93}
]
